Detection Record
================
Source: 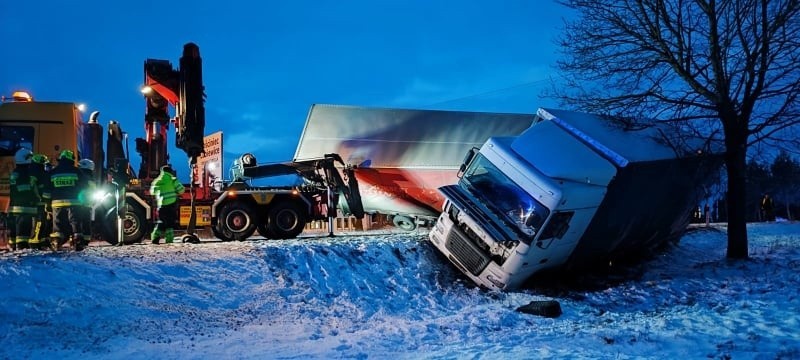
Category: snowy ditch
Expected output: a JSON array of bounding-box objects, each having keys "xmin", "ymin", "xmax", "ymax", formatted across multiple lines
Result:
[{"xmin": 1, "ymin": 223, "xmax": 799, "ymax": 359}]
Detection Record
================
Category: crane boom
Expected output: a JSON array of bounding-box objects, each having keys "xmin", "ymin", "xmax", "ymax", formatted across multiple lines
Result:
[{"xmin": 138, "ymin": 43, "xmax": 205, "ymax": 180}]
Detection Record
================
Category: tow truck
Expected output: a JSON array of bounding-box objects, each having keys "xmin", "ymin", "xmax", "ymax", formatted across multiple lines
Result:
[
  {"xmin": 1, "ymin": 43, "xmax": 364, "ymax": 246},
  {"xmin": 214, "ymin": 152, "xmax": 363, "ymax": 241}
]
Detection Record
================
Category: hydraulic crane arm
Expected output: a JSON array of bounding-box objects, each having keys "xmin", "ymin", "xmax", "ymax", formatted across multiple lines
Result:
[
  {"xmin": 176, "ymin": 43, "xmax": 205, "ymax": 159},
  {"xmin": 139, "ymin": 43, "xmax": 206, "ymax": 180},
  {"xmin": 236, "ymin": 153, "xmax": 365, "ymax": 219}
]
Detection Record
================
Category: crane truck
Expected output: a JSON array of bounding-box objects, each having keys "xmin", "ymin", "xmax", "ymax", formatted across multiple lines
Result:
[{"xmin": 0, "ymin": 42, "xmax": 364, "ymax": 246}]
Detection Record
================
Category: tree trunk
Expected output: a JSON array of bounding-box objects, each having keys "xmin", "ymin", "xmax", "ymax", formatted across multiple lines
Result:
[{"xmin": 725, "ymin": 145, "xmax": 749, "ymax": 259}]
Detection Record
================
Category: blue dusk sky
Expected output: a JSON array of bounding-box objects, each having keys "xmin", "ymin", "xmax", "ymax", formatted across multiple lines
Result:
[{"xmin": 1, "ymin": 1, "xmax": 572, "ymax": 179}]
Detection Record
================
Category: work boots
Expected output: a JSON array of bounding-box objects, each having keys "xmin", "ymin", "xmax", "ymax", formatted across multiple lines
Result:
[
  {"xmin": 72, "ymin": 235, "xmax": 85, "ymax": 251},
  {"xmin": 165, "ymin": 229, "xmax": 174, "ymax": 244},
  {"xmin": 151, "ymin": 229, "xmax": 162, "ymax": 245},
  {"xmin": 35, "ymin": 241, "xmax": 50, "ymax": 251},
  {"xmin": 49, "ymin": 235, "xmax": 62, "ymax": 251}
]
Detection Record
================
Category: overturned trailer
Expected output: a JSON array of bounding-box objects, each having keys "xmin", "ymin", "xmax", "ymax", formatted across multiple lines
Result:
[
  {"xmin": 294, "ymin": 104, "xmax": 534, "ymax": 230},
  {"xmin": 428, "ymin": 108, "xmax": 720, "ymax": 291}
]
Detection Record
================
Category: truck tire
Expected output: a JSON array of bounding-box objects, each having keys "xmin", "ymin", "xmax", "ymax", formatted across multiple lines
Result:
[
  {"xmin": 266, "ymin": 201, "xmax": 306, "ymax": 239},
  {"xmin": 211, "ymin": 223, "xmax": 225, "ymax": 240},
  {"xmin": 101, "ymin": 204, "xmax": 148, "ymax": 245},
  {"xmin": 392, "ymin": 215, "xmax": 417, "ymax": 231},
  {"xmin": 257, "ymin": 223, "xmax": 277, "ymax": 239},
  {"xmin": 217, "ymin": 202, "xmax": 257, "ymax": 241}
]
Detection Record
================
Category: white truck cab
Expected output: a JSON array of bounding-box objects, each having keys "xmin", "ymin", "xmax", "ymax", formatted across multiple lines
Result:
[{"xmin": 429, "ymin": 108, "xmax": 717, "ymax": 291}]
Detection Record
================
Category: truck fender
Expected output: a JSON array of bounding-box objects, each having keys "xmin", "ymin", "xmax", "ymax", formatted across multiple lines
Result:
[{"xmin": 125, "ymin": 192, "xmax": 152, "ymax": 220}]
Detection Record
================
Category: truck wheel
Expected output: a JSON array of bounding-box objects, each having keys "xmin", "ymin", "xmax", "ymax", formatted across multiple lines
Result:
[
  {"xmin": 211, "ymin": 223, "xmax": 226, "ymax": 241},
  {"xmin": 267, "ymin": 201, "xmax": 306, "ymax": 239},
  {"xmin": 218, "ymin": 202, "xmax": 257, "ymax": 241},
  {"xmin": 257, "ymin": 224, "xmax": 277, "ymax": 239},
  {"xmin": 392, "ymin": 215, "xmax": 417, "ymax": 231},
  {"xmin": 102, "ymin": 205, "xmax": 148, "ymax": 245}
]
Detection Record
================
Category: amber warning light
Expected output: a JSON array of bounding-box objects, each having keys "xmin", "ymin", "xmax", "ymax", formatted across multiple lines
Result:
[{"xmin": 1, "ymin": 91, "xmax": 34, "ymax": 102}]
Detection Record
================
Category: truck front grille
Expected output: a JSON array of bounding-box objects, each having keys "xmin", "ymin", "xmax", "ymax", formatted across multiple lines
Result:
[{"xmin": 445, "ymin": 226, "xmax": 490, "ymax": 276}]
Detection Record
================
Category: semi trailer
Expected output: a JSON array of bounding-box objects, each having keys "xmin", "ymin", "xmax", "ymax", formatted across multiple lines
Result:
[{"xmin": 294, "ymin": 104, "xmax": 535, "ymax": 230}]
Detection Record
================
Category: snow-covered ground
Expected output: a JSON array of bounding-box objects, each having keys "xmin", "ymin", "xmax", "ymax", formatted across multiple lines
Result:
[{"xmin": 1, "ymin": 222, "xmax": 798, "ymax": 359}]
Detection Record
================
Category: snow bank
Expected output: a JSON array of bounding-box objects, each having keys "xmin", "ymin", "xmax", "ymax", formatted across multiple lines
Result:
[{"xmin": 1, "ymin": 224, "xmax": 799, "ymax": 359}]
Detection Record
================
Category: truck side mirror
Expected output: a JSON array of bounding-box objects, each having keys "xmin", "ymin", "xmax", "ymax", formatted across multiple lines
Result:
[{"xmin": 457, "ymin": 148, "xmax": 478, "ymax": 178}]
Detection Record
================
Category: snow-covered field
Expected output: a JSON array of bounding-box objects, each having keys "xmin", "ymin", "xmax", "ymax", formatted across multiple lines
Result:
[{"xmin": 1, "ymin": 222, "xmax": 799, "ymax": 359}]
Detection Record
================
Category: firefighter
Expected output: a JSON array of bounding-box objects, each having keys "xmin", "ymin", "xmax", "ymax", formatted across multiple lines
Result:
[
  {"xmin": 30, "ymin": 153, "xmax": 52, "ymax": 250},
  {"xmin": 49, "ymin": 149, "xmax": 89, "ymax": 251},
  {"xmin": 77, "ymin": 159, "xmax": 96, "ymax": 242},
  {"xmin": 150, "ymin": 164, "xmax": 185, "ymax": 244},
  {"xmin": 8, "ymin": 148, "xmax": 41, "ymax": 250}
]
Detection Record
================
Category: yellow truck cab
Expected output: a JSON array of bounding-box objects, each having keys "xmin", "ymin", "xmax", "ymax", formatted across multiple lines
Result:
[{"xmin": 0, "ymin": 92, "xmax": 82, "ymax": 213}]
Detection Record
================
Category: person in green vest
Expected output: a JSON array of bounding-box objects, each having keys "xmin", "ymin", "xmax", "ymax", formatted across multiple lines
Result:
[
  {"xmin": 49, "ymin": 149, "xmax": 89, "ymax": 251},
  {"xmin": 150, "ymin": 165, "xmax": 185, "ymax": 244}
]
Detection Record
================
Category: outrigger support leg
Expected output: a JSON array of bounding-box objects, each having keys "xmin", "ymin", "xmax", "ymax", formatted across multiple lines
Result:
[
  {"xmin": 111, "ymin": 158, "xmax": 129, "ymax": 246},
  {"xmin": 327, "ymin": 185, "xmax": 335, "ymax": 237},
  {"xmin": 181, "ymin": 156, "xmax": 200, "ymax": 244}
]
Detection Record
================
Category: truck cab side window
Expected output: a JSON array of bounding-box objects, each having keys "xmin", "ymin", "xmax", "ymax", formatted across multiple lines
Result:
[
  {"xmin": 0, "ymin": 125, "xmax": 35, "ymax": 156},
  {"xmin": 538, "ymin": 211, "xmax": 574, "ymax": 242}
]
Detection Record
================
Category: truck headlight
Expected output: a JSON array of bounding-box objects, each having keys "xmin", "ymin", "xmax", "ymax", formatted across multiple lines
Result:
[
  {"xmin": 486, "ymin": 274, "xmax": 506, "ymax": 289},
  {"xmin": 430, "ymin": 233, "xmax": 441, "ymax": 244},
  {"xmin": 92, "ymin": 190, "xmax": 111, "ymax": 202}
]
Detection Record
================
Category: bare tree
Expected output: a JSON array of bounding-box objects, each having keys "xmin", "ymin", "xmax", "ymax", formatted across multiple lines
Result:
[{"xmin": 551, "ymin": 0, "xmax": 800, "ymax": 258}]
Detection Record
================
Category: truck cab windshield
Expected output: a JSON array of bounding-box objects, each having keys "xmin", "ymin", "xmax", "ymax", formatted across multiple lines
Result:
[{"xmin": 461, "ymin": 154, "xmax": 550, "ymax": 244}]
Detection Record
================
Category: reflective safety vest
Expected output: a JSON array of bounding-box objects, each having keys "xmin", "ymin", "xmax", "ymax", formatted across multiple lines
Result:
[
  {"xmin": 50, "ymin": 160, "xmax": 87, "ymax": 208},
  {"xmin": 9, "ymin": 165, "xmax": 40, "ymax": 214},
  {"xmin": 150, "ymin": 170, "xmax": 185, "ymax": 207}
]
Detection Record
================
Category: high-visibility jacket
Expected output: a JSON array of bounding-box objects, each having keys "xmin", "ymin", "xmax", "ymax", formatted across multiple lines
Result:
[
  {"xmin": 150, "ymin": 170, "xmax": 185, "ymax": 207},
  {"xmin": 9, "ymin": 164, "xmax": 40, "ymax": 215},
  {"xmin": 49, "ymin": 159, "xmax": 88, "ymax": 208}
]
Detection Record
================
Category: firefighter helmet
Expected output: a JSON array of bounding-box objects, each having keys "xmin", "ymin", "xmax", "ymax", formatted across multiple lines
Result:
[
  {"xmin": 14, "ymin": 148, "xmax": 33, "ymax": 164},
  {"xmin": 78, "ymin": 159, "xmax": 95, "ymax": 171},
  {"xmin": 31, "ymin": 153, "xmax": 49, "ymax": 165},
  {"xmin": 59, "ymin": 149, "xmax": 76, "ymax": 162}
]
